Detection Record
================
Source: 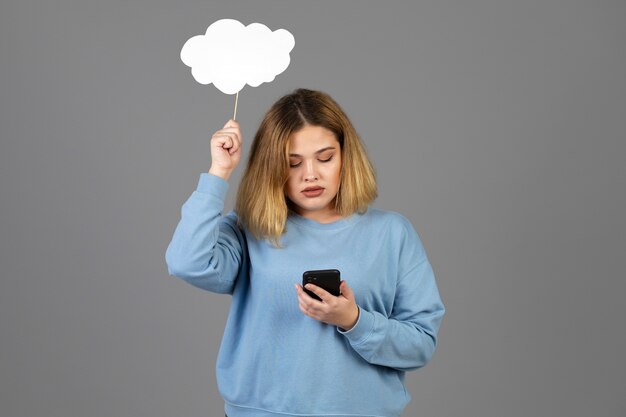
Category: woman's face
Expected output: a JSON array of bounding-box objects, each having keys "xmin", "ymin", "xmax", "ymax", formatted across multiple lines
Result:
[{"xmin": 285, "ymin": 125, "xmax": 342, "ymax": 222}]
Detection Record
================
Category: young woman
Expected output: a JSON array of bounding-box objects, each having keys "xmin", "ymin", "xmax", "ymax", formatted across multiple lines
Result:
[{"xmin": 165, "ymin": 88, "xmax": 445, "ymax": 417}]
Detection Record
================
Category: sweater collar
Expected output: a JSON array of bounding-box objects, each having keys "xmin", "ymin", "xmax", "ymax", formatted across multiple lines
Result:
[{"xmin": 287, "ymin": 208, "xmax": 368, "ymax": 230}]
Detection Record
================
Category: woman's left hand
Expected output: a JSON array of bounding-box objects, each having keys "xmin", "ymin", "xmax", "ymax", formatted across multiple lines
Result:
[{"xmin": 294, "ymin": 280, "xmax": 359, "ymax": 331}]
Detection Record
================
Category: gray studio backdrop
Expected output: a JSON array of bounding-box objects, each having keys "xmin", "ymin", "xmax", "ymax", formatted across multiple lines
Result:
[{"xmin": 1, "ymin": 1, "xmax": 624, "ymax": 416}]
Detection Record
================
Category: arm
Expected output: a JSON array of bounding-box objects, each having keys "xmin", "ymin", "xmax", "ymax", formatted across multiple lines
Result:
[
  {"xmin": 165, "ymin": 173, "xmax": 244, "ymax": 294},
  {"xmin": 338, "ymin": 259, "xmax": 444, "ymax": 371},
  {"xmin": 337, "ymin": 220, "xmax": 445, "ymax": 371}
]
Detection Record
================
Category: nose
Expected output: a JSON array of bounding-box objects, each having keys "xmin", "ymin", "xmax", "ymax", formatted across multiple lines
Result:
[{"xmin": 303, "ymin": 160, "xmax": 318, "ymax": 182}]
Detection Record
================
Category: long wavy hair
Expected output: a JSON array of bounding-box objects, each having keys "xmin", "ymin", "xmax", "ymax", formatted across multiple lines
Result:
[{"xmin": 235, "ymin": 88, "xmax": 377, "ymax": 247}]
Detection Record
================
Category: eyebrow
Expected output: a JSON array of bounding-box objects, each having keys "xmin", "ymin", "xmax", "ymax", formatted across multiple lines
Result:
[{"xmin": 288, "ymin": 146, "xmax": 336, "ymax": 157}]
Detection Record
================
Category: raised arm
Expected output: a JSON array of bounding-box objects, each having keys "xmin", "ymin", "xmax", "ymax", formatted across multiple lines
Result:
[
  {"xmin": 165, "ymin": 119, "xmax": 245, "ymax": 294},
  {"xmin": 165, "ymin": 173, "xmax": 245, "ymax": 294}
]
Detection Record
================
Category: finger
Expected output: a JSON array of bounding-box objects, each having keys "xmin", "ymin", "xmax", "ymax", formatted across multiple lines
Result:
[
  {"xmin": 298, "ymin": 299, "xmax": 305, "ymax": 312},
  {"xmin": 295, "ymin": 285, "xmax": 310, "ymax": 304},
  {"xmin": 294, "ymin": 284, "xmax": 303, "ymax": 301},
  {"xmin": 296, "ymin": 284, "xmax": 313, "ymax": 301},
  {"xmin": 228, "ymin": 135, "xmax": 241, "ymax": 154},
  {"xmin": 296, "ymin": 285, "xmax": 323, "ymax": 309},
  {"xmin": 298, "ymin": 299, "xmax": 315, "ymax": 318},
  {"xmin": 223, "ymin": 119, "xmax": 239, "ymax": 128},
  {"xmin": 214, "ymin": 130, "xmax": 238, "ymax": 141},
  {"xmin": 340, "ymin": 280, "xmax": 352, "ymax": 295},
  {"xmin": 217, "ymin": 131, "xmax": 240, "ymax": 153},
  {"xmin": 214, "ymin": 134, "xmax": 234, "ymax": 150},
  {"xmin": 215, "ymin": 123, "xmax": 239, "ymax": 135},
  {"xmin": 220, "ymin": 126, "xmax": 240, "ymax": 139},
  {"xmin": 221, "ymin": 127, "xmax": 241, "ymax": 145},
  {"xmin": 212, "ymin": 131, "xmax": 230, "ymax": 142},
  {"xmin": 299, "ymin": 300, "xmax": 324, "ymax": 322},
  {"xmin": 304, "ymin": 283, "xmax": 332, "ymax": 303}
]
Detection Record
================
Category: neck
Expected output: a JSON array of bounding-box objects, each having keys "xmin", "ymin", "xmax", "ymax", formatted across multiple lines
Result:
[{"xmin": 293, "ymin": 207, "xmax": 343, "ymax": 224}]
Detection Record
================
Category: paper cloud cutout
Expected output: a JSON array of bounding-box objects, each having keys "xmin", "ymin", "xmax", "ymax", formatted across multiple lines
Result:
[{"xmin": 180, "ymin": 19, "xmax": 295, "ymax": 95}]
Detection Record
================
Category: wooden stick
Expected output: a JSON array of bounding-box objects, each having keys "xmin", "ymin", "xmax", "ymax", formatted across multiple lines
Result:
[{"xmin": 233, "ymin": 91, "xmax": 239, "ymax": 120}]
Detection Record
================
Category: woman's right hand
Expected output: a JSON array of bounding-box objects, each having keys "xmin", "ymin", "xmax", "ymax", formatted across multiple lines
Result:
[{"xmin": 208, "ymin": 119, "xmax": 242, "ymax": 181}]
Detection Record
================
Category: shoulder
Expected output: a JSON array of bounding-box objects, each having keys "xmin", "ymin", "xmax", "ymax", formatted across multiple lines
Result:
[
  {"xmin": 365, "ymin": 207, "xmax": 418, "ymax": 234},
  {"xmin": 224, "ymin": 210, "xmax": 240, "ymax": 226},
  {"xmin": 364, "ymin": 207, "xmax": 426, "ymax": 257}
]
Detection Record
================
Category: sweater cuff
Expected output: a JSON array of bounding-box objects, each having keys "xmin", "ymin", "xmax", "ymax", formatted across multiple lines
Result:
[
  {"xmin": 336, "ymin": 306, "xmax": 375, "ymax": 344},
  {"xmin": 196, "ymin": 172, "xmax": 229, "ymax": 201}
]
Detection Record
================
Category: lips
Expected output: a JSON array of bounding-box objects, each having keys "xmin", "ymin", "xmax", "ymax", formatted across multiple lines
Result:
[{"xmin": 302, "ymin": 186, "xmax": 324, "ymax": 197}]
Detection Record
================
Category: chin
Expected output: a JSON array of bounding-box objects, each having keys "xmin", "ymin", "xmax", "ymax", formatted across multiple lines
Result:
[
  {"xmin": 299, "ymin": 202, "xmax": 327, "ymax": 212},
  {"xmin": 290, "ymin": 199, "xmax": 330, "ymax": 214}
]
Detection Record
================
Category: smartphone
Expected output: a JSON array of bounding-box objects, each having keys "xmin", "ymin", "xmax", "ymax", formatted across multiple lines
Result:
[{"xmin": 302, "ymin": 269, "xmax": 341, "ymax": 301}]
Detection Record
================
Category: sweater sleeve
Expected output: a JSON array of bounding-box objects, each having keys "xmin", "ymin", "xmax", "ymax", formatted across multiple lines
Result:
[
  {"xmin": 165, "ymin": 173, "xmax": 244, "ymax": 294},
  {"xmin": 337, "ymin": 218, "xmax": 445, "ymax": 372}
]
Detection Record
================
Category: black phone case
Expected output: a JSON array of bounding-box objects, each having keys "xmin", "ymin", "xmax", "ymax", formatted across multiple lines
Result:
[{"xmin": 302, "ymin": 269, "xmax": 341, "ymax": 301}]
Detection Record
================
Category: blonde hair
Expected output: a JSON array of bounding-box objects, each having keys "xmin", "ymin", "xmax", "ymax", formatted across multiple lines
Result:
[{"xmin": 235, "ymin": 88, "xmax": 377, "ymax": 247}]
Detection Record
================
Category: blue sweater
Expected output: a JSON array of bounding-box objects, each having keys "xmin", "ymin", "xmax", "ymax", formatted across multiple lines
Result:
[{"xmin": 165, "ymin": 173, "xmax": 445, "ymax": 417}]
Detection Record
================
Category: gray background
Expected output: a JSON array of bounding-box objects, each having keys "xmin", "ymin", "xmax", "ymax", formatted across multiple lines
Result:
[{"xmin": 1, "ymin": 1, "xmax": 624, "ymax": 416}]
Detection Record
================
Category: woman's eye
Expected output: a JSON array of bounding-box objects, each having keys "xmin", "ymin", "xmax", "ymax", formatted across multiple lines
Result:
[{"xmin": 289, "ymin": 155, "xmax": 332, "ymax": 167}]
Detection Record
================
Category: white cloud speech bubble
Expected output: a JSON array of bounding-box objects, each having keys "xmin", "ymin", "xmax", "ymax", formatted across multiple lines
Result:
[{"xmin": 180, "ymin": 19, "xmax": 295, "ymax": 95}]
